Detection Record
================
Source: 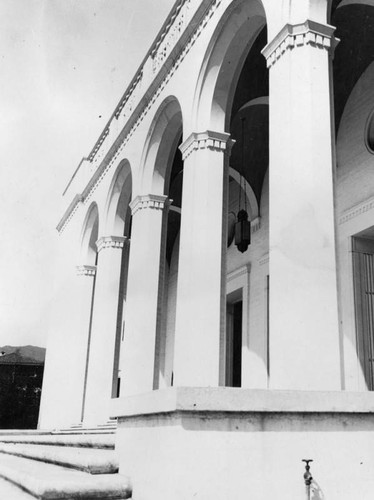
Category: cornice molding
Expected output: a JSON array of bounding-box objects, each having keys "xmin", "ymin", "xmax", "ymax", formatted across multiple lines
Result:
[
  {"xmin": 262, "ymin": 20, "xmax": 338, "ymax": 68},
  {"xmin": 59, "ymin": 0, "xmax": 224, "ymax": 231},
  {"xmin": 56, "ymin": 194, "xmax": 83, "ymax": 234},
  {"xmin": 180, "ymin": 130, "xmax": 235, "ymax": 160},
  {"xmin": 227, "ymin": 264, "xmax": 251, "ymax": 283},
  {"xmin": 339, "ymin": 196, "xmax": 374, "ymax": 225},
  {"xmin": 96, "ymin": 236, "xmax": 128, "ymax": 253},
  {"xmin": 130, "ymin": 194, "xmax": 171, "ymax": 216},
  {"xmin": 76, "ymin": 265, "xmax": 97, "ymax": 277}
]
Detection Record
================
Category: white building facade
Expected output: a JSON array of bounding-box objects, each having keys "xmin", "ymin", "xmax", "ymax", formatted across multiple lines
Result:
[{"xmin": 39, "ymin": 0, "xmax": 374, "ymax": 498}]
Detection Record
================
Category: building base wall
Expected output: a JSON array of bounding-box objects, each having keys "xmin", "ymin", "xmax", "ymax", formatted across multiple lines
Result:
[{"xmin": 113, "ymin": 388, "xmax": 374, "ymax": 500}]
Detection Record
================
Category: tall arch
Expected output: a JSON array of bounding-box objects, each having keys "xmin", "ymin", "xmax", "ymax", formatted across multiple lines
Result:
[
  {"xmin": 190, "ymin": 0, "xmax": 270, "ymax": 388},
  {"xmin": 80, "ymin": 203, "xmax": 99, "ymax": 266},
  {"xmin": 78, "ymin": 203, "xmax": 99, "ymax": 421},
  {"xmin": 141, "ymin": 98, "xmax": 184, "ymax": 389},
  {"xmin": 173, "ymin": 0, "xmax": 270, "ymax": 389},
  {"xmin": 120, "ymin": 96, "xmax": 184, "ymax": 395},
  {"xmin": 332, "ymin": 0, "xmax": 374, "ymax": 134},
  {"xmin": 105, "ymin": 160, "xmax": 132, "ymax": 237},
  {"xmin": 140, "ymin": 96, "xmax": 183, "ymax": 195},
  {"xmin": 100, "ymin": 160, "xmax": 133, "ymax": 398},
  {"xmin": 193, "ymin": 0, "xmax": 266, "ymax": 132}
]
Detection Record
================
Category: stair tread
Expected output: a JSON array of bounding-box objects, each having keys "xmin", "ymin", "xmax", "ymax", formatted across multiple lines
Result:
[
  {"xmin": 52, "ymin": 430, "xmax": 116, "ymax": 435},
  {"xmin": 0, "ymin": 477, "xmax": 34, "ymax": 499},
  {"xmin": 0, "ymin": 433, "xmax": 115, "ymax": 449},
  {"xmin": 0, "ymin": 443, "xmax": 118, "ymax": 474},
  {"xmin": 0, "ymin": 454, "xmax": 131, "ymax": 499}
]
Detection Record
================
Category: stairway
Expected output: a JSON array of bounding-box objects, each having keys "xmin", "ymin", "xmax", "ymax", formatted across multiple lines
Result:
[{"xmin": 0, "ymin": 424, "xmax": 131, "ymax": 499}]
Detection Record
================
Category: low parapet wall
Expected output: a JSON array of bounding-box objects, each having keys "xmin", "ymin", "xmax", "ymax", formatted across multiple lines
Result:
[{"xmin": 112, "ymin": 387, "xmax": 374, "ymax": 500}]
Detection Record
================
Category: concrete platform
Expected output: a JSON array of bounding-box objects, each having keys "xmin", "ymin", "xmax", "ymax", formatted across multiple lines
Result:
[
  {"xmin": 112, "ymin": 387, "xmax": 374, "ymax": 500},
  {"xmin": 111, "ymin": 386, "xmax": 374, "ymax": 417}
]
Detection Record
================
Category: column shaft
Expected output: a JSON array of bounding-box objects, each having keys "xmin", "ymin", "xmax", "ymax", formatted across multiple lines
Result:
[
  {"xmin": 173, "ymin": 131, "xmax": 232, "ymax": 387},
  {"xmin": 83, "ymin": 236, "xmax": 127, "ymax": 423},
  {"xmin": 262, "ymin": 21, "xmax": 341, "ymax": 389},
  {"xmin": 120, "ymin": 195, "xmax": 169, "ymax": 397}
]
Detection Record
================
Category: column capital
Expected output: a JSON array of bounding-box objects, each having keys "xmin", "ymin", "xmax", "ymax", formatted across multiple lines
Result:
[
  {"xmin": 130, "ymin": 194, "xmax": 171, "ymax": 216},
  {"xmin": 179, "ymin": 130, "xmax": 235, "ymax": 160},
  {"xmin": 76, "ymin": 264, "xmax": 97, "ymax": 277},
  {"xmin": 262, "ymin": 20, "xmax": 339, "ymax": 68},
  {"xmin": 96, "ymin": 235, "xmax": 128, "ymax": 253}
]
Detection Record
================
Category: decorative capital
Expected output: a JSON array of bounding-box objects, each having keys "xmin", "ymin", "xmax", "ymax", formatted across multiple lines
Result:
[
  {"xmin": 96, "ymin": 236, "xmax": 128, "ymax": 253},
  {"xmin": 227, "ymin": 264, "xmax": 251, "ymax": 283},
  {"xmin": 179, "ymin": 130, "xmax": 235, "ymax": 160},
  {"xmin": 130, "ymin": 194, "xmax": 171, "ymax": 216},
  {"xmin": 262, "ymin": 20, "xmax": 339, "ymax": 68},
  {"xmin": 76, "ymin": 265, "xmax": 97, "ymax": 277}
]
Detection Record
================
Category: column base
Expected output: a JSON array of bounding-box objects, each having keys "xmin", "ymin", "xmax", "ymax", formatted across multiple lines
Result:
[{"xmin": 112, "ymin": 387, "xmax": 374, "ymax": 500}]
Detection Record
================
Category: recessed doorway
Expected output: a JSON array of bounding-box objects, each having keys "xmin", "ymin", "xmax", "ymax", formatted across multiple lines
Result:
[{"xmin": 226, "ymin": 290, "xmax": 243, "ymax": 387}]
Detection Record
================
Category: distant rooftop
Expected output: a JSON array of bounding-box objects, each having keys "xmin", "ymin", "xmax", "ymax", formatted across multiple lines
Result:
[{"xmin": 0, "ymin": 346, "xmax": 45, "ymax": 365}]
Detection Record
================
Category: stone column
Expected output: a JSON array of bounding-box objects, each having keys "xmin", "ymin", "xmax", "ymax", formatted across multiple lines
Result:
[
  {"xmin": 83, "ymin": 236, "xmax": 127, "ymax": 424},
  {"xmin": 120, "ymin": 195, "xmax": 170, "ymax": 397},
  {"xmin": 262, "ymin": 20, "xmax": 341, "ymax": 390},
  {"xmin": 173, "ymin": 131, "xmax": 233, "ymax": 387}
]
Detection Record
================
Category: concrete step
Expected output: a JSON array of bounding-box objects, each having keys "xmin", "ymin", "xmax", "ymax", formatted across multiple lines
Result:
[
  {"xmin": 0, "ymin": 477, "xmax": 35, "ymax": 499},
  {"xmin": 53, "ymin": 428, "xmax": 116, "ymax": 435},
  {"xmin": 0, "ymin": 432, "xmax": 115, "ymax": 449},
  {"xmin": 0, "ymin": 443, "xmax": 118, "ymax": 474},
  {"xmin": 0, "ymin": 454, "xmax": 131, "ymax": 499},
  {"xmin": 56, "ymin": 420, "xmax": 117, "ymax": 434},
  {"xmin": 0, "ymin": 430, "xmax": 52, "ymax": 436}
]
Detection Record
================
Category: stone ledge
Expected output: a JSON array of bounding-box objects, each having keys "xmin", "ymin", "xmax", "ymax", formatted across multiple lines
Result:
[{"xmin": 111, "ymin": 387, "xmax": 374, "ymax": 419}]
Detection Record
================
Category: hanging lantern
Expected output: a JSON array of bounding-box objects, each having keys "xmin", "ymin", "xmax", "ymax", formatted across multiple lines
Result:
[
  {"xmin": 234, "ymin": 116, "xmax": 251, "ymax": 253},
  {"xmin": 235, "ymin": 209, "xmax": 251, "ymax": 253}
]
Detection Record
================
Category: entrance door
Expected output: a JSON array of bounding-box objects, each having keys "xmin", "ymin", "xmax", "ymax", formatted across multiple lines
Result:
[
  {"xmin": 352, "ymin": 236, "xmax": 374, "ymax": 390},
  {"xmin": 226, "ymin": 296, "xmax": 242, "ymax": 387}
]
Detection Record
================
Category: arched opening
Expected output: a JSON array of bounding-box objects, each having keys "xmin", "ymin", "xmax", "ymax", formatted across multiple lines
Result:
[
  {"xmin": 105, "ymin": 161, "xmax": 132, "ymax": 397},
  {"xmin": 157, "ymin": 136, "xmax": 183, "ymax": 389},
  {"xmin": 80, "ymin": 203, "xmax": 99, "ymax": 267},
  {"xmin": 194, "ymin": 0, "xmax": 269, "ymax": 388},
  {"xmin": 332, "ymin": 0, "xmax": 374, "ymax": 134},
  {"xmin": 79, "ymin": 203, "xmax": 99, "ymax": 420},
  {"xmin": 332, "ymin": 0, "xmax": 374, "ymax": 389},
  {"xmin": 141, "ymin": 97, "xmax": 183, "ymax": 389}
]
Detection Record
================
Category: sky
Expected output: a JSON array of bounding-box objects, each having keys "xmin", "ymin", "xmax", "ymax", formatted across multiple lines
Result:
[{"xmin": 0, "ymin": 0, "xmax": 175, "ymax": 347}]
